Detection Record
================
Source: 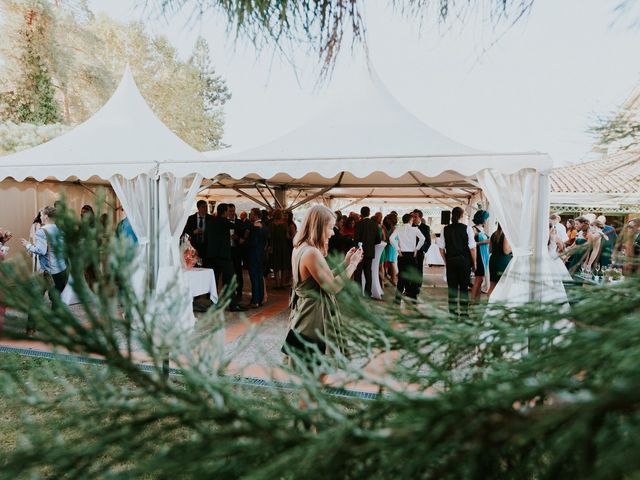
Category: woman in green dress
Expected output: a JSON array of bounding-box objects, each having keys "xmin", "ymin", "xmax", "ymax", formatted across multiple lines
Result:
[
  {"xmin": 488, "ymin": 223, "xmax": 512, "ymax": 298},
  {"xmin": 566, "ymin": 216, "xmax": 590, "ymax": 273},
  {"xmin": 282, "ymin": 205, "xmax": 363, "ymax": 375}
]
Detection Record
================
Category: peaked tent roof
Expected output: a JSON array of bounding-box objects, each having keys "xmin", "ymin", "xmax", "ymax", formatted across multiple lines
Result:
[
  {"xmin": 0, "ymin": 67, "xmax": 207, "ymax": 182},
  {"xmin": 181, "ymin": 69, "xmax": 552, "ymax": 185}
]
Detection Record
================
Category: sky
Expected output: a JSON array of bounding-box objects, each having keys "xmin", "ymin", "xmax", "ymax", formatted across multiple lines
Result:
[{"xmin": 88, "ymin": 0, "xmax": 640, "ymax": 166}]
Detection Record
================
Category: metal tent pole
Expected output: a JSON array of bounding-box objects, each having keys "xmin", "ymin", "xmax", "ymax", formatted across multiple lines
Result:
[
  {"xmin": 531, "ymin": 171, "xmax": 549, "ymax": 304},
  {"xmin": 148, "ymin": 172, "xmax": 168, "ymax": 379}
]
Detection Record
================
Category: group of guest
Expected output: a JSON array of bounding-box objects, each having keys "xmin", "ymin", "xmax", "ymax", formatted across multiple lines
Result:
[
  {"xmin": 183, "ymin": 201, "xmax": 298, "ymax": 311},
  {"xmin": 12, "ymin": 203, "xmax": 136, "ymax": 335},
  {"xmin": 552, "ymin": 213, "xmax": 640, "ymax": 276},
  {"xmin": 437, "ymin": 207, "xmax": 518, "ymax": 317},
  {"xmin": 327, "ymin": 207, "xmax": 432, "ymax": 301}
]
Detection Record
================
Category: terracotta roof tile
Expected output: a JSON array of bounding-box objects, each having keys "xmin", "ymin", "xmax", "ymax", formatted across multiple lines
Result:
[{"xmin": 551, "ymin": 150, "xmax": 640, "ymax": 194}]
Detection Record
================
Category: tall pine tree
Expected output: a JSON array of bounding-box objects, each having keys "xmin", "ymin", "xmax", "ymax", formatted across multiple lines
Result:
[{"xmin": 0, "ymin": 0, "xmax": 61, "ymax": 124}]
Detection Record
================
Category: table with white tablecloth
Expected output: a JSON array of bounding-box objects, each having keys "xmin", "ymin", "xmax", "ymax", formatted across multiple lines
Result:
[
  {"xmin": 185, "ymin": 267, "xmax": 218, "ymax": 303},
  {"xmin": 61, "ymin": 268, "xmax": 219, "ymax": 306}
]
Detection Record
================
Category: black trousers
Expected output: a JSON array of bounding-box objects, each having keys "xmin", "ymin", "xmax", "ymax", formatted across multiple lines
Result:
[
  {"xmin": 446, "ymin": 257, "xmax": 471, "ymax": 317},
  {"xmin": 231, "ymin": 247, "xmax": 243, "ymax": 297},
  {"xmin": 206, "ymin": 257, "xmax": 238, "ymax": 307},
  {"xmin": 414, "ymin": 251, "xmax": 425, "ymax": 296},
  {"xmin": 397, "ymin": 252, "xmax": 419, "ymax": 300},
  {"xmin": 355, "ymin": 256, "xmax": 374, "ymax": 296}
]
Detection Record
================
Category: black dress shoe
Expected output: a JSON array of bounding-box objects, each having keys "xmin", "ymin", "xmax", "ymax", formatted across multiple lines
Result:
[{"xmin": 228, "ymin": 305, "xmax": 248, "ymax": 312}]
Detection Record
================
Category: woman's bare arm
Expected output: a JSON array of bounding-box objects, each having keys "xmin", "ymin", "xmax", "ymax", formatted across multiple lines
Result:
[
  {"xmin": 503, "ymin": 237, "xmax": 512, "ymax": 255},
  {"xmin": 584, "ymin": 236, "xmax": 602, "ymax": 269},
  {"xmin": 300, "ymin": 247, "xmax": 360, "ymax": 294}
]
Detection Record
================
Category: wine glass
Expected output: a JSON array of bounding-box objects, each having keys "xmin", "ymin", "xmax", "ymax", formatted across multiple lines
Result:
[{"xmin": 596, "ymin": 264, "xmax": 604, "ymax": 282}]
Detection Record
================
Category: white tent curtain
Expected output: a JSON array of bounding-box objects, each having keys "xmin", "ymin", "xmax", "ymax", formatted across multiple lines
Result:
[
  {"xmin": 155, "ymin": 173, "xmax": 203, "ymax": 333},
  {"xmin": 110, "ymin": 173, "xmax": 152, "ymax": 296},
  {"xmin": 110, "ymin": 173, "xmax": 151, "ymax": 246},
  {"xmin": 159, "ymin": 173, "xmax": 202, "ymax": 270},
  {"xmin": 477, "ymin": 169, "xmax": 567, "ymax": 306},
  {"xmin": 110, "ymin": 172, "xmax": 201, "ymax": 335}
]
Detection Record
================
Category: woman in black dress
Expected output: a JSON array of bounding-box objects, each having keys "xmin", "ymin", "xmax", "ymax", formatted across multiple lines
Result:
[
  {"xmin": 470, "ymin": 210, "xmax": 490, "ymax": 303},
  {"xmin": 268, "ymin": 209, "xmax": 291, "ymax": 290}
]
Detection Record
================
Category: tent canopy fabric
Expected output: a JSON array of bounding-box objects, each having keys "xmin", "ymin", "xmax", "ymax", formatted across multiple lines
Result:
[
  {"xmin": 0, "ymin": 67, "xmax": 207, "ymax": 182},
  {"xmin": 187, "ymin": 70, "xmax": 552, "ymax": 188}
]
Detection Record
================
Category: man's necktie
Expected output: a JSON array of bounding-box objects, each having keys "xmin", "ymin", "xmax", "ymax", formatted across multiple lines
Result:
[{"xmin": 198, "ymin": 216, "xmax": 203, "ymax": 243}]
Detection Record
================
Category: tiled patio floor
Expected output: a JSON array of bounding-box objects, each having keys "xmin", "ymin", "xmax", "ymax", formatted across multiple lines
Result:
[{"xmin": 1, "ymin": 267, "xmax": 452, "ymax": 395}]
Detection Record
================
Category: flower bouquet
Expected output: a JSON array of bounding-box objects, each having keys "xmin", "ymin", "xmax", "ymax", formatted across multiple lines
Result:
[
  {"xmin": 0, "ymin": 228, "xmax": 12, "ymax": 259},
  {"xmin": 181, "ymin": 235, "xmax": 199, "ymax": 270},
  {"xmin": 604, "ymin": 267, "xmax": 624, "ymax": 284}
]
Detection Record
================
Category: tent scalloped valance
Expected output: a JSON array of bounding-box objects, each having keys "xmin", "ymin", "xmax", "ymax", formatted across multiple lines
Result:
[{"xmin": 161, "ymin": 153, "xmax": 552, "ymax": 181}]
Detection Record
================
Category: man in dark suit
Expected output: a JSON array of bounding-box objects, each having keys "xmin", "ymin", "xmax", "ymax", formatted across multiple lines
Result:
[
  {"xmin": 206, "ymin": 203, "xmax": 245, "ymax": 312},
  {"xmin": 354, "ymin": 206, "xmax": 381, "ymax": 297},
  {"xmin": 183, "ymin": 200, "xmax": 211, "ymax": 261},
  {"xmin": 412, "ymin": 209, "xmax": 431, "ymax": 298},
  {"xmin": 227, "ymin": 203, "xmax": 247, "ymax": 300}
]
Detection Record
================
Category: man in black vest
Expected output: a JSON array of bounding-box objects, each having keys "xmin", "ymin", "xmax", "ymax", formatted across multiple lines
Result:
[
  {"xmin": 412, "ymin": 209, "xmax": 431, "ymax": 298},
  {"xmin": 438, "ymin": 207, "xmax": 477, "ymax": 317},
  {"xmin": 206, "ymin": 203, "xmax": 245, "ymax": 312},
  {"xmin": 354, "ymin": 206, "xmax": 381, "ymax": 297},
  {"xmin": 183, "ymin": 200, "xmax": 211, "ymax": 261}
]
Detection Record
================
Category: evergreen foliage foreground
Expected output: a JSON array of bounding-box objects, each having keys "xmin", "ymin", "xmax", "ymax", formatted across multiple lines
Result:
[{"xmin": 1, "ymin": 203, "xmax": 639, "ymax": 479}]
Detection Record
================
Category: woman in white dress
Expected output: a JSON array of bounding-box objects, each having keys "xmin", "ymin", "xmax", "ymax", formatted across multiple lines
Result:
[{"xmin": 548, "ymin": 223, "xmax": 571, "ymax": 282}]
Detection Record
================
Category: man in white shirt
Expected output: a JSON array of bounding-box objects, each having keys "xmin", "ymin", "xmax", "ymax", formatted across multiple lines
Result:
[
  {"xmin": 438, "ymin": 207, "xmax": 476, "ymax": 317},
  {"xmin": 550, "ymin": 214, "xmax": 569, "ymax": 244},
  {"xmin": 389, "ymin": 213, "xmax": 425, "ymax": 301}
]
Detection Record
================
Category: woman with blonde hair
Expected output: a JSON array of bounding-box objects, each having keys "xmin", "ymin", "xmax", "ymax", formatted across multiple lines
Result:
[{"xmin": 282, "ymin": 205, "xmax": 363, "ymax": 369}]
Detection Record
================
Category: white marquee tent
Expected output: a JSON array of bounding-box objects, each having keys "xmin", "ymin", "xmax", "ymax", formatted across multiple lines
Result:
[
  {"xmin": 190, "ymin": 71, "xmax": 565, "ymax": 306},
  {"xmin": 0, "ymin": 67, "xmax": 566, "ymax": 318},
  {"xmin": 0, "ymin": 67, "xmax": 205, "ymax": 333}
]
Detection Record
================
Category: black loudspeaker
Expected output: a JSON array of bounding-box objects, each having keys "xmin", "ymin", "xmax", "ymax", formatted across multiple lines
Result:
[{"xmin": 440, "ymin": 210, "xmax": 451, "ymax": 225}]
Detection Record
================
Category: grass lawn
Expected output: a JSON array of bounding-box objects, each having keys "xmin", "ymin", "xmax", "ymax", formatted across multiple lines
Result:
[{"xmin": 0, "ymin": 352, "xmax": 365, "ymax": 477}]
